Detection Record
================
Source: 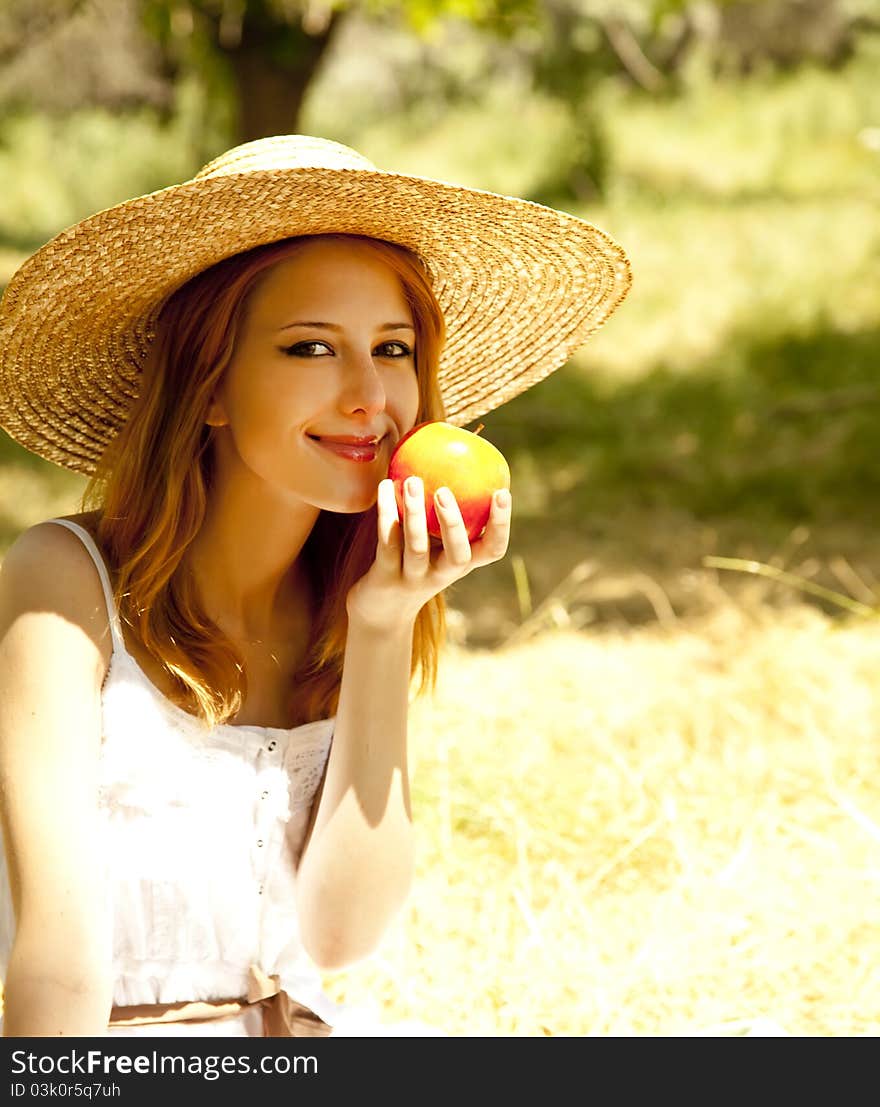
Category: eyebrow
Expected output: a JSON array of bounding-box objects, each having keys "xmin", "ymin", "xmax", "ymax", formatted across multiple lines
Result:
[{"xmin": 278, "ymin": 321, "xmax": 415, "ymax": 332}]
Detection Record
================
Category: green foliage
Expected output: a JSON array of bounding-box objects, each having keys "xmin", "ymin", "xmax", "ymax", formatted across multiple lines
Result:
[
  {"xmin": 0, "ymin": 79, "xmax": 226, "ymax": 253},
  {"xmin": 360, "ymin": 0, "xmax": 535, "ymax": 34}
]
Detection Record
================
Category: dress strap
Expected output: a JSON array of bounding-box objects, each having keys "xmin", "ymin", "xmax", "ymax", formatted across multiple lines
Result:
[{"xmin": 44, "ymin": 519, "xmax": 126, "ymax": 654}]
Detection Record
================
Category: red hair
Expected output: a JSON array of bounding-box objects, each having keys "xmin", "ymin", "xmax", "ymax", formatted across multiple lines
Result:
[{"xmin": 83, "ymin": 234, "xmax": 448, "ymax": 727}]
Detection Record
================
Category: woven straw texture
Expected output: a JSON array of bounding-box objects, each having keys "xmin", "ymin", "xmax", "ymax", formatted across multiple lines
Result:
[{"xmin": 0, "ymin": 135, "xmax": 632, "ymax": 475}]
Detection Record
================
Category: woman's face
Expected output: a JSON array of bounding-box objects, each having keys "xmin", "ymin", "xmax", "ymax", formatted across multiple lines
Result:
[{"xmin": 208, "ymin": 237, "xmax": 421, "ymax": 514}]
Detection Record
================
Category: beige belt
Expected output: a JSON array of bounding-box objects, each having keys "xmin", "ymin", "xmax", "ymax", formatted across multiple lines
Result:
[{"xmin": 108, "ymin": 963, "xmax": 332, "ymax": 1037}]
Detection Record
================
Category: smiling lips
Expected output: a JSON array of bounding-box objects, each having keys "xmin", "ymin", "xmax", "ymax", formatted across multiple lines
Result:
[{"xmin": 309, "ymin": 434, "xmax": 383, "ymax": 463}]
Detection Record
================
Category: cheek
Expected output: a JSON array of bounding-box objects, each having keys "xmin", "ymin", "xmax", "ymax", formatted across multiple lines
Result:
[
  {"xmin": 393, "ymin": 368, "xmax": 421, "ymax": 427},
  {"xmin": 229, "ymin": 387, "xmax": 274, "ymax": 435},
  {"xmin": 227, "ymin": 362, "xmax": 302, "ymax": 423},
  {"xmin": 221, "ymin": 376, "xmax": 295, "ymax": 461}
]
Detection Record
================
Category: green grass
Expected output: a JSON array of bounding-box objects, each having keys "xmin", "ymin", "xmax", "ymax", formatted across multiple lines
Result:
[
  {"xmin": 489, "ymin": 324, "xmax": 880, "ymax": 526},
  {"xmin": 606, "ymin": 43, "xmax": 880, "ymax": 203}
]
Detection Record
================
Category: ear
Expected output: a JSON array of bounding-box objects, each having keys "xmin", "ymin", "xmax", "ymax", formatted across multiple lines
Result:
[{"xmin": 205, "ymin": 395, "xmax": 229, "ymax": 428}]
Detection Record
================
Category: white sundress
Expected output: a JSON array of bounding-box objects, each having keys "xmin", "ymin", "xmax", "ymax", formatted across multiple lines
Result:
[{"xmin": 0, "ymin": 519, "xmax": 440, "ymax": 1037}]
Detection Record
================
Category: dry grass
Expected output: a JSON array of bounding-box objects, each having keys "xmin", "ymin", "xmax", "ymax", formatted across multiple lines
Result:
[{"xmin": 323, "ymin": 593, "xmax": 880, "ymax": 1037}]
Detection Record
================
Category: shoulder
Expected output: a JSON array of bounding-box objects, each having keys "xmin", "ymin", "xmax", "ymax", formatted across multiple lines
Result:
[
  {"xmin": 1, "ymin": 512, "xmax": 104, "ymax": 599},
  {"xmin": 0, "ymin": 512, "xmax": 113, "ymax": 665},
  {"xmin": 0, "ymin": 520, "xmax": 114, "ymax": 997}
]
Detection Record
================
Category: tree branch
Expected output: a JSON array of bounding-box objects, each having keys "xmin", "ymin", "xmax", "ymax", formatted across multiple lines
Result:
[{"xmin": 600, "ymin": 15, "xmax": 666, "ymax": 93}]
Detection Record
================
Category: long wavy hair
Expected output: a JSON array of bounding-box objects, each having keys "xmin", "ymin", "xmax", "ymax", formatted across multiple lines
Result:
[{"xmin": 81, "ymin": 234, "xmax": 449, "ymax": 728}]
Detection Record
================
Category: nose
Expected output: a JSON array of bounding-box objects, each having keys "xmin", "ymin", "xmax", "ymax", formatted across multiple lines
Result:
[{"xmin": 339, "ymin": 349, "xmax": 387, "ymax": 419}]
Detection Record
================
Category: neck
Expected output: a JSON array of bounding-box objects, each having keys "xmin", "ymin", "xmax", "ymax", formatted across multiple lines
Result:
[{"xmin": 185, "ymin": 470, "xmax": 321, "ymax": 643}]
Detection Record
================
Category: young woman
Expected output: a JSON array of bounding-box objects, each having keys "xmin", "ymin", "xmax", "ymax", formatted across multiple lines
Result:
[{"xmin": 0, "ymin": 134, "xmax": 631, "ymax": 1036}]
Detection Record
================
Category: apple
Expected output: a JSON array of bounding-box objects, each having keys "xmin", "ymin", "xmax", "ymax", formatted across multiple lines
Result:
[{"xmin": 387, "ymin": 420, "xmax": 511, "ymax": 542}]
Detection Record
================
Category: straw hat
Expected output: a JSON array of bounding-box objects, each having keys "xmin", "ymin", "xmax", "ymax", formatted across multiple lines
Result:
[{"xmin": 0, "ymin": 134, "xmax": 632, "ymax": 475}]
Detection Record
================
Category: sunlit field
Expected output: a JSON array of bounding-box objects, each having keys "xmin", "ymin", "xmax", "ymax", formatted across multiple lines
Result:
[{"xmin": 324, "ymin": 596, "xmax": 880, "ymax": 1037}]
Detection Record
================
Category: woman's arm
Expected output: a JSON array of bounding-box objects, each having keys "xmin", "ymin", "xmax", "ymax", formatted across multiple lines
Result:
[
  {"xmin": 0, "ymin": 524, "xmax": 115, "ymax": 1036},
  {"xmin": 295, "ymin": 478, "xmax": 510, "ymax": 971},
  {"xmin": 295, "ymin": 614, "xmax": 416, "ymax": 971}
]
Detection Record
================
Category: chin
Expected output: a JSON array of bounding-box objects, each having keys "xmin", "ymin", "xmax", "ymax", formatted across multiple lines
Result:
[{"xmin": 317, "ymin": 488, "xmax": 378, "ymax": 516}]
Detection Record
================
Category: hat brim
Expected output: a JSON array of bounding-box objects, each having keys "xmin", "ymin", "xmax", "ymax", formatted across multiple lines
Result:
[{"xmin": 0, "ymin": 166, "xmax": 631, "ymax": 475}]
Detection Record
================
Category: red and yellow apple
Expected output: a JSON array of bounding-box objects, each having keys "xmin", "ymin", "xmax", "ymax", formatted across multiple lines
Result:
[{"xmin": 387, "ymin": 420, "xmax": 511, "ymax": 542}]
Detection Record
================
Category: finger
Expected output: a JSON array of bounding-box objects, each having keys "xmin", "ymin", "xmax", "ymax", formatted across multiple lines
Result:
[
  {"xmin": 469, "ymin": 488, "xmax": 512, "ymax": 563},
  {"xmin": 432, "ymin": 487, "xmax": 472, "ymax": 569},
  {"xmin": 402, "ymin": 475, "xmax": 431, "ymax": 578},
  {"xmin": 375, "ymin": 479, "xmax": 402, "ymax": 569}
]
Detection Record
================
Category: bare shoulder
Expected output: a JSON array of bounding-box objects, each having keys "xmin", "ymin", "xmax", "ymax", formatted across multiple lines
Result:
[
  {"xmin": 0, "ymin": 510, "xmax": 113, "ymax": 665},
  {"xmin": 0, "ymin": 512, "xmax": 114, "ymax": 1005}
]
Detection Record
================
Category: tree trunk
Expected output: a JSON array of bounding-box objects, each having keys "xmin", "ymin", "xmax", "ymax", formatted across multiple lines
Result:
[{"xmin": 217, "ymin": 9, "xmax": 343, "ymax": 144}]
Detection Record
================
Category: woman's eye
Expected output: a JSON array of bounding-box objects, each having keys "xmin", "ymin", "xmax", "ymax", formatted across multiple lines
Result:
[
  {"xmin": 376, "ymin": 341, "xmax": 413, "ymax": 358},
  {"xmin": 282, "ymin": 341, "xmax": 334, "ymax": 357},
  {"xmin": 280, "ymin": 340, "xmax": 412, "ymax": 358}
]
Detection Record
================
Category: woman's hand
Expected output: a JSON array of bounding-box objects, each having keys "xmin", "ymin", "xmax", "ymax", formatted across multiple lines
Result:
[{"xmin": 346, "ymin": 476, "xmax": 512, "ymax": 632}]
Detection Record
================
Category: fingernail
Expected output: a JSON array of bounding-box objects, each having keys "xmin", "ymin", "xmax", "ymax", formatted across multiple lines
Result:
[
  {"xmin": 406, "ymin": 476, "xmax": 422, "ymax": 497},
  {"xmin": 436, "ymin": 487, "xmax": 452, "ymax": 508},
  {"xmin": 495, "ymin": 489, "xmax": 511, "ymax": 509}
]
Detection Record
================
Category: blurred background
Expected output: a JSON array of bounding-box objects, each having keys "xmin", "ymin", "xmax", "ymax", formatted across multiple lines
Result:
[{"xmin": 1, "ymin": 0, "xmax": 879, "ymax": 1036}]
